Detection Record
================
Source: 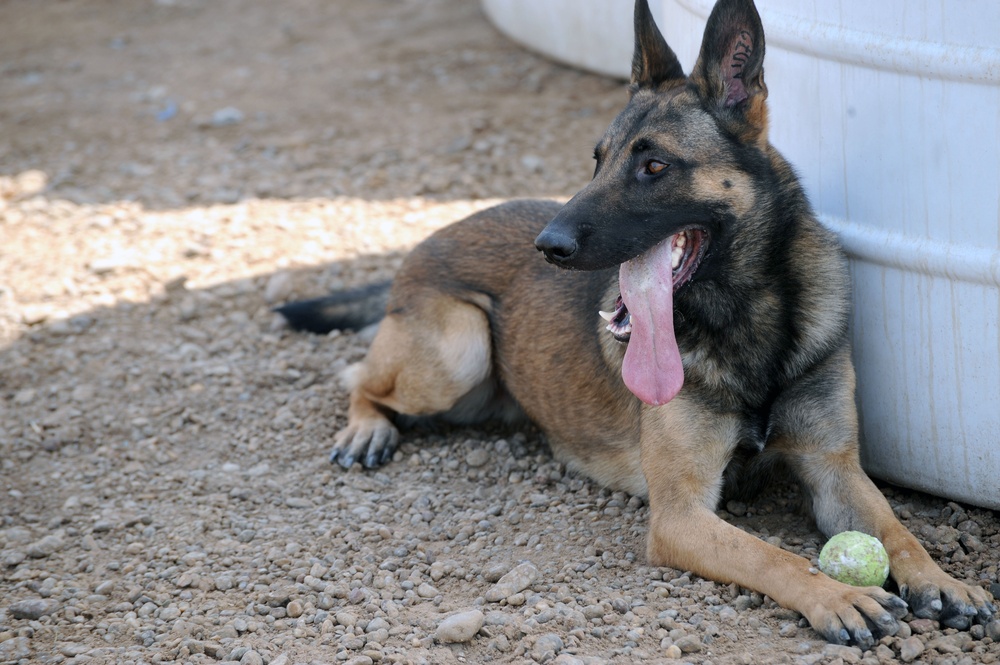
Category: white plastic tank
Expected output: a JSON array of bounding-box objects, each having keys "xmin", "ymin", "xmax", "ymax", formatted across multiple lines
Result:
[{"xmin": 482, "ymin": 0, "xmax": 1000, "ymax": 509}]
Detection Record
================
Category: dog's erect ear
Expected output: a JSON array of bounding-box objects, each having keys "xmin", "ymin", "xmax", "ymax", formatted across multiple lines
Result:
[
  {"xmin": 631, "ymin": 0, "xmax": 685, "ymax": 91},
  {"xmin": 690, "ymin": 0, "xmax": 768, "ymax": 138}
]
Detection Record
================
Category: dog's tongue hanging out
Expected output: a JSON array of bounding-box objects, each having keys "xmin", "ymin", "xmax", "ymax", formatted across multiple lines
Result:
[{"xmin": 619, "ymin": 238, "xmax": 684, "ymax": 405}]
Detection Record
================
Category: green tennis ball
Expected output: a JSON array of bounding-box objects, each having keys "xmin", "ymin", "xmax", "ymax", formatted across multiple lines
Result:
[{"xmin": 818, "ymin": 531, "xmax": 890, "ymax": 587}]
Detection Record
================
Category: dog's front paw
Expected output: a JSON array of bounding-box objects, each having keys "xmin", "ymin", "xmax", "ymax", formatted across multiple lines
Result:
[
  {"xmin": 330, "ymin": 419, "xmax": 399, "ymax": 470},
  {"xmin": 899, "ymin": 570, "xmax": 996, "ymax": 629},
  {"xmin": 803, "ymin": 583, "xmax": 908, "ymax": 650}
]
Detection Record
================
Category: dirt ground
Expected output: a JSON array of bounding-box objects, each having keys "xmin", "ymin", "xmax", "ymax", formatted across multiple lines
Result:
[{"xmin": 1, "ymin": 1, "xmax": 997, "ymax": 664}]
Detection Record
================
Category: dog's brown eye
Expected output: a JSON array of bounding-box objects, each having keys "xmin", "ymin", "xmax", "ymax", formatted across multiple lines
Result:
[{"xmin": 644, "ymin": 160, "xmax": 669, "ymax": 175}]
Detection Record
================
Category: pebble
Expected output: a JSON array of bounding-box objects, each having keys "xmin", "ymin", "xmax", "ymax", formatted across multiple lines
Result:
[
  {"xmin": 663, "ymin": 644, "xmax": 683, "ymax": 659},
  {"xmin": 531, "ymin": 633, "xmax": 564, "ymax": 660},
  {"xmin": 673, "ymin": 634, "xmax": 702, "ymax": 653},
  {"xmin": 485, "ymin": 562, "xmax": 539, "ymax": 602},
  {"xmin": 9, "ymin": 597, "xmax": 58, "ymax": 620},
  {"xmin": 465, "ymin": 447, "xmax": 490, "ymax": 467},
  {"xmin": 264, "ymin": 271, "xmax": 294, "ymax": 304},
  {"xmin": 435, "ymin": 609, "xmax": 484, "ymax": 643},
  {"xmin": 336, "ymin": 611, "xmax": 358, "ymax": 628},
  {"xmin": 899, "ymin": 636, "xmax": 924, "ymax": 662},
  {"xmin": 344, "ymin": 657, "xmax": 374, "ymax": 665},
  {"xmin": 908, "ymin": 618, "xmax": 939, "ymax": 634},
  {"xmin": 553, "ymin": 655, "xmax": 586, "ymax": 665},
  {"xmin": 240, "ymin": 649, "xmax": 264, "ymax": 665},
  {"xmin": 26, "ymin": 534, "xmax": 63, "ymax": 558},
  {"xmin": 0, "ymin": 637, "xmax": 31, "ymax": 662},
  {"xmin": 985, "ymin": 620, "xmax": 1000, "ymax": 642},
  {"xmin": 822, "ymin": 644, "xmax": 862, "ymax": 663},
  {"xmin": 415, "ymin": 583, "xmax": 438, "ymax": 598},
  {"xmin": 211, "ymin": 106, "xmax": 244, "ymax": 126}
]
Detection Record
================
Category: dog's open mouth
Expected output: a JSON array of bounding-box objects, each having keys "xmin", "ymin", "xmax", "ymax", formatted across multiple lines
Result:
[{"xmin": 599, "ymin": 228, "xmax": 707, "ymax": 342}]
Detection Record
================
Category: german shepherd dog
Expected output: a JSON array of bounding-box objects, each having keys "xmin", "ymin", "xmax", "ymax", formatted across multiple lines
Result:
[{"xmin": 278, "ymin": 0, "xmax": 995, "ymax": 646}]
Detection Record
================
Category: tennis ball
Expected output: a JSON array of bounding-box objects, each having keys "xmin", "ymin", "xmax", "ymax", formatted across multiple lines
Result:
[{"xmin": 818, "ymin": 531, "xmax": 890, "ymax": 587}]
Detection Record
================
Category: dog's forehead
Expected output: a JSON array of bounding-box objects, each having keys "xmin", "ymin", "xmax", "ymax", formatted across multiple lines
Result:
[{"xmin": 601, "ymin": 89, "xmax": 723, "ymax": 158}]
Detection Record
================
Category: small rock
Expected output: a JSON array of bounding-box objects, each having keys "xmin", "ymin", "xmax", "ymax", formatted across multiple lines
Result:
[
  {"xmin": 70, "ymin": 384, "xmax": 95, "ymax": 403},
  {"xmin": 265, "ymin": 271, "xmax": 294, "ymax": 304},
  {"xmin": 483, "ymin": 562, "xmax": 508, "ymax": 583},
  {"xmin": 9, "ymin": 597, "xmax": 58, "ymax": 620},
  {"xmin": 985, "ymin": 620, "xmax": 1000, "ymax": 642},
  {"xmin": 485, "ymin": 562, "xmax": 539, "ymax": 602},
  {"xmin": 240, "ymin": 649, "xmax": 264, "ymax": 665},
  {"xmin": 0, "ymin": 637, "xmax": 31, "ymax": 662},
  {"xmin": 366, "ymin": 617, "xmax": 390, "ymax": 633},
  {"xmin": 336, "ymin": 611, "xmax": 358, "ymax": 628},
  {"xmin": 211, "ymin": 106, "xmax": 244, "ymax": 126},
  {"xmin": 674, "ymin": 634, "xmax": 703, "ymax": 653},
  {"xmin": 726, "ymin": 500, "xmax": 747, "ymax": 516},
  {"xmin": 553, "ymin": 655, "xmax": 585, "ymax": 665},
  {"xmin": 2, "ymin": 550, "xmax": 26, "ymax": 567},
  {"xmin": 531, "ymin": 633, "xmax": 564, "ymax": 660},
  {"xmin": 26, "ymin": 534, "xmax": 62, "ymax": 558},
  {"xmin": 286, "ymin": 600, "xmax": 303, "ymax": 618},
  {"xmin": 908, "ymin": 618, "xmax": 939, "ymax": 634},
  {"xmin": 204, "ymin": 642, "xmax": 226, "ymax": 659},
  {"xmin": 435, "ymin": 610, "xmax": 484, "ymax": 643},
  {"xmin": 465, "ymin": 448, "xmax": 490, "ymax": 467},
  {"xmin": 822, "ymin": 643, "xmax": 862, "ymax": 663},
  {"xmin": 663, "ymin": 644, "xmax": 683, "ymax": 659},
  {"xmin": 265, "ymin": 587, "xmax": 291, "ymax": 606},
  {"xmin": 899, "ymin": 636, "xmax": 924, "ymax": 663},
  {"xmin": 344, "ymin": 657, "xmax": 374, "ymax": 665},
  {"xmin": 521, "ymin": 154, "xmax": 545, "ymax": 173},
  {"xmin": 416, "ymin": 583, "xmax": 438, "ymax": 598}
]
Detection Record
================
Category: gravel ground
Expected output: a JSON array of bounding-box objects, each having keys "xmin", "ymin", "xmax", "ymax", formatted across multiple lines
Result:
[{"xmin": 1, "ymin": 1, "xmax": 998, "ymax": 664}]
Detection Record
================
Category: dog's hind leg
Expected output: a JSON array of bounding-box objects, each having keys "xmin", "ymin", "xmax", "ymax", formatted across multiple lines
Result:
[{"xmin": 331, "ymin": 293, "xmax": 495, "ymax": 469}]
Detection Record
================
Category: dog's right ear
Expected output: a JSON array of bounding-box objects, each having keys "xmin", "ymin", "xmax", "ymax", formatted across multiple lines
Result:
[{"xmin": 630, "ymin": 0, "xmax": 685, "ymax": 92}]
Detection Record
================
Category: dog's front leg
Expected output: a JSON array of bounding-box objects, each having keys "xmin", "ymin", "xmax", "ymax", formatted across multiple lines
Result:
[
  {"xmin": 771, "ymin": 349, "xmax": 996, "ymax": 630},
  {"xmin": 641, "ymin": 400, "xmax": 907, "ymax": 649}
]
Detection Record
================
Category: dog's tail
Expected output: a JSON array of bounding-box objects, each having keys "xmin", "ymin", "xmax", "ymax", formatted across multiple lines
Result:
[{"xmin": 275, "ymin": 280, "xmax": 391, "ymax": 334}]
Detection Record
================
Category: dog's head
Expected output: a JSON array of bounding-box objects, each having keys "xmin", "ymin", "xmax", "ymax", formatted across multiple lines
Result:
[
  {"xmin": 535, "ymin": 0, "xmax": 769, "ymax": 273},
  {"xmin": 535, "ymin": 0, "xmax": 773, "ymax": 406}
]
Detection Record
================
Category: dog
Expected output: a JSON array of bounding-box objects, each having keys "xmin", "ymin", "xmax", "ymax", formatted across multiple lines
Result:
[{"xmin": 278, "ymin": 0, "xmax": 995, "ymax": 647}]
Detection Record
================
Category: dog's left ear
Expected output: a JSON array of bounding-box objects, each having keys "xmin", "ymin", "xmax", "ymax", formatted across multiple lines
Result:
[
  {"xmin": 631, "ymin": 0, "xmax": 686, "ymax": 92},
  {"xmin": 690, "ymin": 0, "xmax": 768, "ymax": 143}
]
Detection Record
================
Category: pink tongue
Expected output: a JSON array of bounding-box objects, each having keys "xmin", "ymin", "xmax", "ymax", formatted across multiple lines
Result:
[{"xmin": 619, "ymin": 238, "xmax": 684, "ymax": 405}]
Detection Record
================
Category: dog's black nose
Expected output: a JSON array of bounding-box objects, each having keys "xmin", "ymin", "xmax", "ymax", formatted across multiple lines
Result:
[{"xmin": 535, "ymin": 227, "xmax": 579, "ymax": 264}]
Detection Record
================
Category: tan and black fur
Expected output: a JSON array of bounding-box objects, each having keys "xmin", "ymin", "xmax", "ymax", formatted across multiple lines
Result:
[{"xmin": 278, "ymin": 0, "xmax": 995, "ymax": 646}]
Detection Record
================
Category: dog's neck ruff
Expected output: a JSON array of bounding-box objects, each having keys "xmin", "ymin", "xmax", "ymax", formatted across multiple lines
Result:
[{"xmin": 604, "ymin": 228, "xmax": 706, "ymax": 405}]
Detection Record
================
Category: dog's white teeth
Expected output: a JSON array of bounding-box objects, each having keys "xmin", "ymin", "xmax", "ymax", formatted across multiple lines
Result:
[
  {"xmin": 675, "ymin": 232, "xmax": 687, "ymax": 249},
  {"xmin": 599, "ymin": 310, "xmax": 615, "ymax": 322},
  {"xmin": 671, "ymin": 245, "xmax": 684, "ymax": 270}
]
